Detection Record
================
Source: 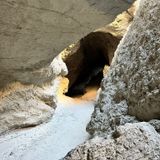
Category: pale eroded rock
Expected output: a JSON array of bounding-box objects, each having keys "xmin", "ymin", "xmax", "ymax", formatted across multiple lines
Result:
[{"xmin": 63, "ymin": 123, "xmax": 160, "ymax": 160}]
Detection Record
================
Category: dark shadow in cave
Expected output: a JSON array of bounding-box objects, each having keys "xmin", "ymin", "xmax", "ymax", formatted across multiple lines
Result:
[{"xmin": 64, "ymin": 31, "xmax": 121, "ymax": 97}]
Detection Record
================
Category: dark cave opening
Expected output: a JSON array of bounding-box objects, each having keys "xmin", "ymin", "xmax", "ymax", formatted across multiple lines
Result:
[
  {"xmin": 64, "ymin": 31, "xmax": 120, "ymax": 97},
  {"xmin": 65, "ymin": 70, "xmax": 104, "ymax": 97}
]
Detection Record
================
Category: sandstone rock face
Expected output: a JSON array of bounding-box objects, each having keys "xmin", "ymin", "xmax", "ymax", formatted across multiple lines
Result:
[
  {"xmin": 0, "ymin": 0, "xmax": 132, "ymax": 88},
  {"xmin": 86, "ymin": 0, "xmax": 160, "ymax": 136},
  {"xmin": 63, "ymin": 123, "xmax": 160, "ymax": 160}
]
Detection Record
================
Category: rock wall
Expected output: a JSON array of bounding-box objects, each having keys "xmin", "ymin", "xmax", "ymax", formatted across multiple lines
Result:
[
  {"xmin": 0, "ymin": 0, "xmax": 132, "ymax": 88},
  {"xmin": 63, "ymin": 0, "xmax": 160, "ymax": 159}
]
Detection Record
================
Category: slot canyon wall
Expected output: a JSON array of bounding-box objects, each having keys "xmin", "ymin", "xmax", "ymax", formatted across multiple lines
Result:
[
  {"xmin": 63, "ymin": 0, "xmax": 160, "ymax": 159},
  {"xmin": 0, "ymin": 0, "xmax": 134, "ymax": 134}
]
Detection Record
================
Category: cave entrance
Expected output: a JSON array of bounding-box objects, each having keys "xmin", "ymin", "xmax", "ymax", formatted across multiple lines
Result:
[{"xmin": 61, "ymin": 31, "xmax": 120, "ymax": 98}]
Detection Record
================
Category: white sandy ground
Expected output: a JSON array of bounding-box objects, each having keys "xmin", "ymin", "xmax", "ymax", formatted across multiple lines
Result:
[{"xmin": 0, "ymin": 92, "xmax": 95, "ymax": 160}]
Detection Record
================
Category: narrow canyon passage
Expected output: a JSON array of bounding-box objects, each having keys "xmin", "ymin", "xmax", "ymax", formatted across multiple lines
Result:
[
  {"xmin": 1, "ymin": 1, "xmax": 160, "ymax": 160},
  {"xmin": 0, "ymin": 4, "xmax": 133, "ymax": 159},
  {"xmin": 0, "ymin": 14, "xmax": 124, "ymax": 159},
  {"xmin": 0, "ymin": 91, "xmax": 95, "ymax": 160},
  {"xmin": 0, "ymin": 27, "xmax": 118, "ymax": 160}
]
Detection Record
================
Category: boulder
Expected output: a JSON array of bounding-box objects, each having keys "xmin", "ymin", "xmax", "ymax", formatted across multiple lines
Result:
[
  {"xmin": 87, "ymin": 0, "xmax": 160, "ymax": 136},
  {"xmin": 63, "ymin": 123, "xmax": 160, "ymax": 160}
]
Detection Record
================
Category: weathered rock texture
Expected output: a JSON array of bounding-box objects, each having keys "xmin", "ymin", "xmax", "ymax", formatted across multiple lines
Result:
[
  {"xmin": 0, "ymin": 0, "xmax": 132, "ymax": 88},
  {"xmin": 0, "ymin": 55, "xmax": 67, "ymax": 135},
  {"xmin": 63, "ymin": 0, "xmax": 160, "ymax": 159},
  {"xmin": 61, "ymin": 3, "xmax": 136, "ymax": 96},
  {"xmin": 87, "ymin": 0, "xmax": 160, "ymax": 135},
  {"xmin": 0, "ymin": 83, "xmax": 54, "ymax": 135},
  {"xmin": 64, "ymin": 123, "xmax": 160, "ymax": 160}
]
